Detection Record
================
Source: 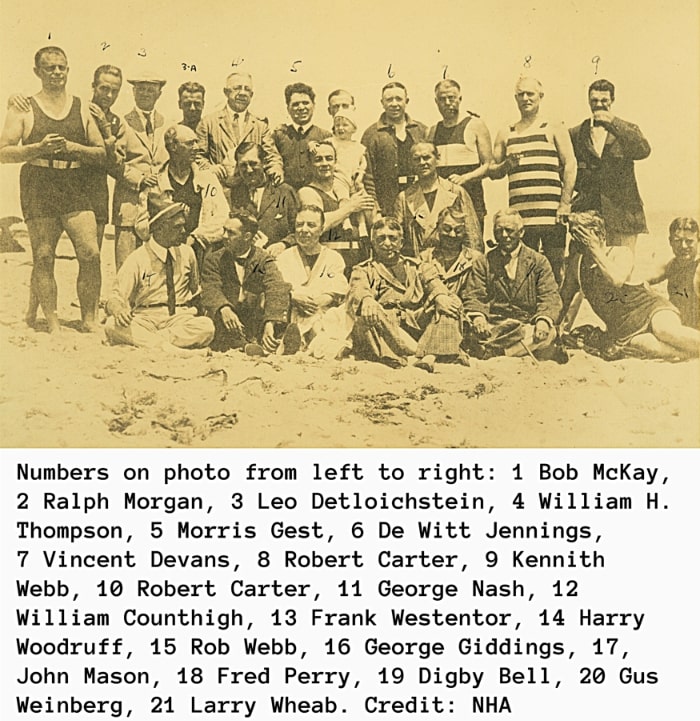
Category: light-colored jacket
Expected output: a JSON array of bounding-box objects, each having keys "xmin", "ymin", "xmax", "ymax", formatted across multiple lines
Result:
[
  {"xmin": 196, "ymin": 108, "xmax": 283, "ymax": 183},
  {"xmin": 393, "ymin": 177, "xmax": 483, "ymax": 257},
  {"xmin": 112, "ymin": 108, "xmax": 169, "ymax": 227}
]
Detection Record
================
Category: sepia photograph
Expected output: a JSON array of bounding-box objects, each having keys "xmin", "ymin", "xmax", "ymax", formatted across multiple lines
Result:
[{"xmin": 0, "ymin": 0, "xmax": 698, "ymax": 448}]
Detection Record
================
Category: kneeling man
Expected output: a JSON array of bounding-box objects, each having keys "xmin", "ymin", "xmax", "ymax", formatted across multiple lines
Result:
[
  {"xmin": 462, "ymin": 209, "xmax": 562, "ymax": 359},
  {"xmin": 201, "ymin": 208, "xmax": 290, "ymax": 353},
  {"xmin": 105, "ymin": 192, "xmax": 214, "ymax": 350}
]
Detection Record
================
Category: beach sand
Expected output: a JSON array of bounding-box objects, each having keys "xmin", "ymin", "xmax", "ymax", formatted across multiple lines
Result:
[{"xmin": 0, "ymin": 224, "xmax": 698, "ymax": 449}]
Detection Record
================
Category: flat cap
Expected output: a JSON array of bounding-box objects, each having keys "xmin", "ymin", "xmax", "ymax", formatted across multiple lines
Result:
[{"xmin": 127, "ymin": 70, "xmax": 167, "ymax": 85}]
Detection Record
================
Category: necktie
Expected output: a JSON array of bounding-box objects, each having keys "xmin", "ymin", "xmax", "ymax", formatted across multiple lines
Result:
[
  {"xmin": 297, "ymin": 126, "xmax": 305, "ymax": 137},
  {"xmin": 145, "ymin": 113, "xmax": 154, "ymax": 137},
  {"xmin": 164, "ymin": 252, "xmax": 176, "ymax": 316}
]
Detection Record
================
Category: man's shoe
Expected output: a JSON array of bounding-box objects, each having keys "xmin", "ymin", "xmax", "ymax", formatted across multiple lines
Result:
[
  {"xmin": 414, "ymin": 354, "xmax": 435, "ymax": 373},
  {"xmin": 244, "ymin": 342, "xmax": 266, "ymax": 357},
  {"xmin": 280, "ymin": 323, "xmax": 302, "ymax": 355}
]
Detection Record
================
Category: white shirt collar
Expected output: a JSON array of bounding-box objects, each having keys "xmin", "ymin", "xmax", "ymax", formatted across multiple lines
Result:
[{"xmin": 147, "ymin": 238, "xmax": 173, "ymax": 263}]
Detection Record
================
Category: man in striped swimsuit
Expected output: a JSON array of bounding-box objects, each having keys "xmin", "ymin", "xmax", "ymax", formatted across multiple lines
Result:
[{"xmin": 492, "ymin": 77, "xmax": 576, "ymax": 283}]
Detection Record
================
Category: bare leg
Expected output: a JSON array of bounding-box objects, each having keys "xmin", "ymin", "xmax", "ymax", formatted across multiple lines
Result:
[
  {"xmin": 115, "ymin": 226, "xmax": 137, "ymax": 270},
  {"xmin": 96, "ymin": 222, "xmax": 106, "ymax": 251},
  {"xmin": 63, "ymin": 210, "xmax": 101, "ymax": 331},
  {"xmin": 25, "ymin": 217, "xmax": 63, "ymax": 333},
  {"xmin": 25, "ymin": 284, "xmax": 40, "ymax": 327},
  {"xmin": 650, "ymin": 310, "xmax": 700, "ymax": 358},
  {"xmin": 628, "ymin": 333, "xmax": 683, "ymax": 360}
]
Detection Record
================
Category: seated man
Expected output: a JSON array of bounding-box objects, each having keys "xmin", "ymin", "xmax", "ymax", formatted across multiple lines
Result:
[
  {"xmin": 462, "ymin": 209, "xmax": 562, "ymax": 359},
  {"xmin": 201, "ymin": 208, "xmax": 291, "ymax": 353},
  {"xmin": 416, "ymin": 206, "xmax": 484, "ymax": 368},
  {"xmin": 229, "ymin": 142, "xmax": 298, "ymax": 254},
  {"xmin": 136, "ymin": 124, "xmax": 229, "ymax": 270},
  {"xmin": 560, "ymin": 211, "xmax": 700, "ymax": 359},
  {"xmin": 275, "ymin": 205, "xmax": 349, "ymax": 355},
  {"xmin": 393, "ymin": 141, "xmax": 482, "ymax": 257},
  {"xmin": 347, "ymin": 216, "xmax": 453, "ymax": 368},
  {"xmin": 645, "ymin": 216, "xmax": 699, "ymax": 330},
  {"xmin": 105, "ymin": 192, "xmax": 214, "ymax": 350}
]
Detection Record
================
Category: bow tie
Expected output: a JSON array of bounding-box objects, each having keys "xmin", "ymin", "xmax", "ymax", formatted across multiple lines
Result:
[{"xmin": 233, "ymin": 256, "xmax": 248, "ymax": 267}]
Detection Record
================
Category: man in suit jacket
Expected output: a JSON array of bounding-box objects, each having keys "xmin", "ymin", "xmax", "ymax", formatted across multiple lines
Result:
[
  {"xmin": 196, "ymin": 72, "xmax": 282, "ymax": 187},
  {"xmin": 112, "ymin": 71, "xmax": 169, "ymax": 268},
  {"xmin": 273, "ymin": 82, "xmax": 331, "ymax": 189},
  {"xmin": 228, "ymin": 142, "xmax": 298, "ymax": 253},
  {"xmin": 347, "ymin": 216, "xmax": 452, "ymax": 368},
  {"xmin": 394, "ymin": 141, "xmax": 482, "ymax": 257},
  {"xmin": 201, "ymin": 208, "xmax": 290, "ymax": 352},
  {"xmin": 569, "ymin": 78, "xmax": 651, "ymax": 252},
  {"xmin": 462, "ymin": 209, "xmax": 562, "ymax": 359}
]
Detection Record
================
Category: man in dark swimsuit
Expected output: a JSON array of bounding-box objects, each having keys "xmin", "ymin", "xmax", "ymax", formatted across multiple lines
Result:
[
  {"xmin": 645, "ymin": 217, "xmax": 700, "ymax": 330},
  {"xmin": 0, "ymin": 46, "xmax": 105, "ymax": 332},
  {"xmin": 560, "ymin": 211, "xmax": 699, "ymax": 359}
]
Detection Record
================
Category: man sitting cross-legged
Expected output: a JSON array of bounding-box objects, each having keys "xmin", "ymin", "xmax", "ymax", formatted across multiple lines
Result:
[
  {"xmin": 105, "ymin": 191, "xmax": 214, "ymax": 350},
  {"xmin": 347, "ymin": 216, "xmax": 454, "ymax": 368}
]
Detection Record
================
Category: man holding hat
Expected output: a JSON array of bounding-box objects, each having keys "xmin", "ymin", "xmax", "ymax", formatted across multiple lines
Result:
[
  {"xmin": 112, "ymin": 69, "xmax": 169, "ymax": 269},
  {"xmin": 105, "ymin": 191, "xmax": 215, "ymax": 350}
]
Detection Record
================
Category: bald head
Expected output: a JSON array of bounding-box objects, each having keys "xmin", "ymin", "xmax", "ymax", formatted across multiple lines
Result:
[{"xmin": 164, "ymin": 124, "xmax": 198, "ymax": 161}]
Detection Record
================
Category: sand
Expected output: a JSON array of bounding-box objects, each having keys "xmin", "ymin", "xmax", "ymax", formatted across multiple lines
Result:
[{"xmin": 1, "ymin": 228, "xmax": 698, "ymax": 448}]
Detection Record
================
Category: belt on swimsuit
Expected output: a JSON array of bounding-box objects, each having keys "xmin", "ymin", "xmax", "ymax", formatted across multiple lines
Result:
[
  {"xmin": 397, "ymin": 175, "xmax": 417, "ymax": 186},
  {"xmin": 28, "ymin": 159, "xmax": 82, "ymax": 169}
]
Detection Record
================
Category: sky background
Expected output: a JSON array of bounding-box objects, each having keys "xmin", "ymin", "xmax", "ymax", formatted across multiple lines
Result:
[{"xmin": 1, "ymin": 0, "xmax": 698, "ymax": 234}]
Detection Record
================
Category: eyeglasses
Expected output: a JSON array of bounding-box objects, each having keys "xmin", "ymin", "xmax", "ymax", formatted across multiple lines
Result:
[{"xmin": 494, "ymin": 227, "xmax": 524, "ymax": 237}]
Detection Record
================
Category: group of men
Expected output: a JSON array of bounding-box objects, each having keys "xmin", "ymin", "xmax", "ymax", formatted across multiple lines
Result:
[{"xmin": 0, "ymin": 46, "xmax": 697, "ymax": 365}]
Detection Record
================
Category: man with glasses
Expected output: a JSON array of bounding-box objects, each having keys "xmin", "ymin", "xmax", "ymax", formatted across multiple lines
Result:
[
  {"xmin": 196, "ymin": 72, "xmax": 282, "ymax": 186},
  {"xmin": 462, "ymin": 208, "xmax": 562, "ymax": 359},
  {"xmin": 415, "ymin": 206, "xmax": 484, "ymax": 369},
  {"xmin": 140, "ymin": 124, "xmax": 229, "ymax": 270}
]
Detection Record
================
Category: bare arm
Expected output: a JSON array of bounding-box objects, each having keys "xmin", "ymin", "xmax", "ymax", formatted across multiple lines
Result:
[
  {"xmin": 552, "ymin": 121, "xmax": 576, "ymax": 208},
  {"xmin": 557, "ymin": 252, "xmax": 582, "ymax": 328},
  {"xmin": 588, "ymin": 244, "xmax": 633, "ymax": 288},
  {"xmin": 644, "ymin": 258, "xmax": 671, "ymax": 286},
  {"xmin": 453, "ymin": 118, "xmax": 493, "ymax": 184},
  {"xmin": 0, "ymin": 107, "xmax": 47, "ymax": 163},
  {"xmin": 489, "ymin": 127, "xmax": 514, "ymax": 179}
]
